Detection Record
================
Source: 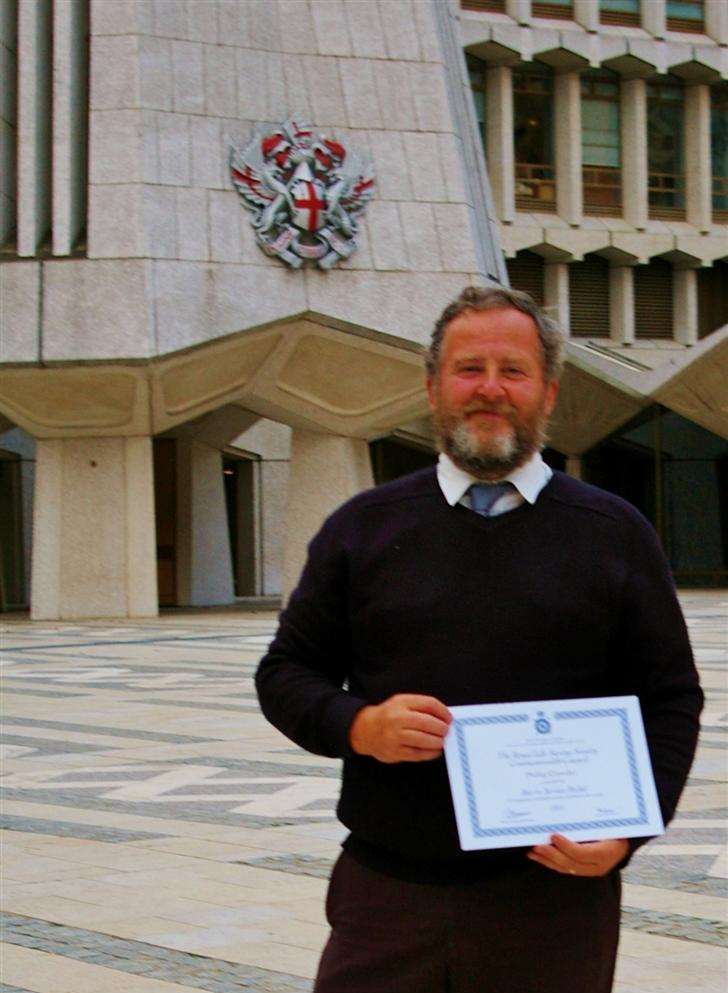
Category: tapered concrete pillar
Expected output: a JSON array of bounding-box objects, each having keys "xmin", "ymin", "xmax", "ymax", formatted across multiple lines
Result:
[
  {"xmin": 283, "ymin": 430, "xmax": 374, "ymax": 601},
  {"xmin": 506, "ymin": 0, "xmax": 530, "ymax": 25},
  {"xmin": 566, "ymin": 456, "xmax": 582, "ymax": 479},
  {"xmin": 673, "ymin": 269, "xmax": 698, "ymax": 347},
  {"xmin": 685, "ymin": 85, "xmax": 711, "ymax": 233},
  {"xmin": 486, "ymin": 65, "xmax": 515, "ymax": 224},
  {"xmin": 706, "ymin": 0, "xmax": 728, "ymax": 43},
  {"xmin": 641, "ymin": 0, "xmax": 666, "ymax": 37},
  {"xmin": 176, "ymin": 438, "xmax": 235, "ymax": 607},
  {"xmin": 544, "ymin": 262, "xmax": 570, "ymax": 336},
  {"xmin": 31, "ymin": 436, "xmax": 157, "ymax": 619},
  {"xmin": 555, "ymin": 72, "xmax": 582, "ymax": 227},
  {"xmin": 621, "ymin": 79, "xmax": 648, "ymax": 231},
  {"xmin": 609, "ymin": 266, "xmax": 635, "ymax": 345},
  {"xmin": 573, "ymin": 0, "xmax": 599, "ymax": 31}
]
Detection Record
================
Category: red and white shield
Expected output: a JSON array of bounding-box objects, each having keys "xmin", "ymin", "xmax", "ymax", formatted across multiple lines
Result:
[{"xmin": 290, "ymin": 178, "xmax": 327, "ymax": 233}]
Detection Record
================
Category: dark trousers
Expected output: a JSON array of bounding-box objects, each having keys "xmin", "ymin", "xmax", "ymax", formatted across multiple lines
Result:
[{"xmin": 314, "ymin": 852, "xmax": 621, "ymax": 993}]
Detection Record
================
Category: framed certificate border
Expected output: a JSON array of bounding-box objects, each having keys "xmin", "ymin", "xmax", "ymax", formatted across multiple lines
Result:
[{"xmin": 444, "ymin": 695, "xmax": 664, "ymax": 851}]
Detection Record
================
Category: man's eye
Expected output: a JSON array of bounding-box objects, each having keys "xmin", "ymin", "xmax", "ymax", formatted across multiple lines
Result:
[{"xmin": 504, "ymin": 367, "xmax": 525, "ymax": 376}]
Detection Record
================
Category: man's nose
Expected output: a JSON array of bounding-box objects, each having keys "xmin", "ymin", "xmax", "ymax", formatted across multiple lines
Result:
[{"xmin": 474, "ymin": 375, "xmax": 506, "ymax": 401}]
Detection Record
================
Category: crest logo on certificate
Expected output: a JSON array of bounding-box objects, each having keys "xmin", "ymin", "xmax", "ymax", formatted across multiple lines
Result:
[{"xmin": 444, "ymin": 695, "xmax": 664, "ymax": 851}]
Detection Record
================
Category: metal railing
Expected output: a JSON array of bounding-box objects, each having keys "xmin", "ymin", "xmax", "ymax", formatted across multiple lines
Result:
[
  {"xmin": 515, "ymin": 163, "xmax": 557, "ymax": 211},
  {"xmin": 583, "ymin": 166, "xmax": 622, "ymax": 216},
  {"xmin": 648, "ymin": 171, "xmax": 686, "ymax": 218}
]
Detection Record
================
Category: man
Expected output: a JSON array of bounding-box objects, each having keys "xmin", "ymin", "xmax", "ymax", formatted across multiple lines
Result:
[{"xmin": 256, "ymin": 286, "xmax": 702, "ymax": 993}]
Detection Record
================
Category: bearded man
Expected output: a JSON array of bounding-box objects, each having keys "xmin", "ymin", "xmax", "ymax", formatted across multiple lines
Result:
[{"xmin": 256, "ymin": 286, "xmax": 702, "ymax": 993}]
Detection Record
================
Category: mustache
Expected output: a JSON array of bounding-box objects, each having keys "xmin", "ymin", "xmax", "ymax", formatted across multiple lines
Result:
[{"xmin": 463, "ymin": 403, "xmax": 516, "ymax": 417}]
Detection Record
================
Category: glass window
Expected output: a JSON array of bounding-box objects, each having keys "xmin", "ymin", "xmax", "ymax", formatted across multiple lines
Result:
[
  {"xmin": 666, "ymin": 0, "xmax": 704, "ymax": 32},
  {"xmin": 467, "ymin": 55, "xmax": 487, "ymax": 153},
  {"xmin": 648, "ymin": 78, "xmax": 685, "ymax": 218},
  {"xmin": 532, "ymin": 0, "xmax": 573, "ymax": 20},
  {"xmin": 711, "ymin": 85, "xmax": 728, "ymax": 221},
  {"xmin": 599, "ymin": 0, "xmax": 640, "ymax": 26},
  {"xmin": 513, "ymin": 66, "xmax": 556, "ymax": 211},
  {"xmin": 581, "ymin": 71, "xmax": 621, "ymax": 215}
]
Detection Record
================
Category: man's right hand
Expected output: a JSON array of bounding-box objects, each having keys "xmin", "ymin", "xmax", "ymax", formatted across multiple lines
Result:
[{"xmin": 348, "ymin": 694, "xmax": 452, "ymax": 764}]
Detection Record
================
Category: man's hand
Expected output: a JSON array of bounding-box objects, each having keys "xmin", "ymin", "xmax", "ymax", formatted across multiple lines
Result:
[
  {"xmin": 349, "ymin": 694, "xmax": 452, "ymax": 764},
  {"xmin": 528, "ymin": 833, "xmax": 629, "ymax": 877}
]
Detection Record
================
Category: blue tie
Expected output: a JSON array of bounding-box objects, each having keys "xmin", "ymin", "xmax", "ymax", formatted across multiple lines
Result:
[{"xmin": 468, "ymin": 482, "xmax": 513, "ymax": 517}]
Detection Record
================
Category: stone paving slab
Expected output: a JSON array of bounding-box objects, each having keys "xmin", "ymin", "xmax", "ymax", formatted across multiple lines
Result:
[{"xmin": 1, "ymin": 593, "xmax": 726, "ymax": 992}]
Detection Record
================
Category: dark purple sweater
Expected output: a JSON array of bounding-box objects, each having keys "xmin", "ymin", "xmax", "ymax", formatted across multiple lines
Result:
[{"xmin": 255, "ymin": 468, "xmax": 703, "ymax": 881}]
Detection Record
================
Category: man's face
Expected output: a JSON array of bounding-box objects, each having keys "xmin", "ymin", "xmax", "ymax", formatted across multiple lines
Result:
[{"xmin": 426, "ymin": 307, "xmax": 559, "ymax": 480}]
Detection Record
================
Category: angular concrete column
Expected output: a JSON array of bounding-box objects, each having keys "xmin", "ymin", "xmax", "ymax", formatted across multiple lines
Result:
[
  {"xmin": 544, "ymin": 261, "xmax": 570, "ymax": 336},
  {"xmin": 621, "ymin": 79, "xmax": 648, "ymax": 231},
  {"xmin": 641, "ymin": 0, "xmax": 666, "ymax": 38},
  {"xmin": 283, "ymin": 430, "xmax": 374, "ymax": 601},
  {"xmin": 573, "ymin": 0, "xmax": 599, "ymax": 32},
  {"xmin": 506, "ymin": 0, "xmax": 531, "ymax": 25},
  {"xmin": 31, "ymin": 436, "xmax": 157, "ymax": 619},
  {"xmin": 673, "ymin": 269, "xmax": 698, "ymax": 347},
  {"xmin": 555, "ymin": 71, "xmax": 582, "ymax": 227},
  {"xmin": 609, "ymin": 266, "xmax": 635, "ymax": 345},
  {"xmin": 706, "ymin": 0, "xmax": 728, "ymax": 43},
  {"xmin": 175, "ymin": 438, "xmax": 235, "ymax": 607},
  {"xmin": 685, "ymin": 85, "xmax": 712, "ymax": 233},
  {"xmin": 565, "ymin": 456, "xmax": 582, "ymax": 479},
  {"xmin": 486, "ymin": 65, "xmax": 515, "ymax": 224}
]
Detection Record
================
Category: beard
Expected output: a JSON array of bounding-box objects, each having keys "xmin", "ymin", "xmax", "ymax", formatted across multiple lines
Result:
[{"xmin": 433, "ymin": 402, "xmax": 549, "ymax": 481}]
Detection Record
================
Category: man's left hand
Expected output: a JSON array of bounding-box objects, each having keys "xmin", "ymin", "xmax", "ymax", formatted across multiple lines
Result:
[{"xmin": 527, "ymin": 834, "xmax": 629, "ymax": 877}]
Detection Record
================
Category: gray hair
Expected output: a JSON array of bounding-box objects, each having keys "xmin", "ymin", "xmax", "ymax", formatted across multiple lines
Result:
[{"xmin": 426, "ymin": 285, "xmax": 566, "ymax": 382}]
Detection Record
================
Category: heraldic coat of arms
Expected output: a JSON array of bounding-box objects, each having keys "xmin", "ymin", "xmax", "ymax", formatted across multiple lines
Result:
[{"xmin": 229, "ymin": 119, "xmax": 375, "ymax": 269}]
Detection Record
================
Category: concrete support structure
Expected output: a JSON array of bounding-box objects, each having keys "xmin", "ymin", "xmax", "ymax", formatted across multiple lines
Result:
[
  {"xmin": 485, "ymin": 65, "xmax": 515, "ymax": 223},
  {"xmin": 705, "ymin": 0, "xmax": 728, "ymax": 44},
  {"xmin": 621, "ymin": 79, "xmax": 648, "ymax": 231},
  {"xmin": 283, "ymin": 431, "xmax": 374, "ymax": 601},
  {"xmin": 673, "ymin": 269, "xmax": 699, "ymax": 347},
  {"xmin": 609, "ymin": 267, "xmax": 635, "ymax": 346},
  {"xmin": 642, "ymin": 0, "xmax": 666, "ymax": 38},
  {"xmin": 685, "ymin": 85, "xmax": 712, "ymax": 234},
  {"xmin": 31, "ymin": 436, "xmax": 157, "ymax": 619},
  {"xmin": 544, "ymin": 262, "xmax": 570, "ymax": 336},
  {"xmin": 555, "ymin": 72, "xmax": 582, "ymax": 227},
  {"xmin": 0, "ymin": 0, "xmax": 18, "ymax": 245},
  {"xmin": 17, "ymin": 0, "xmax": 51, "ymax": 256},
  {"xmin": 573, "ymin": 0, "xmax": 599, "ymax": 32},
  {"xmin": 175, "ymin": 439, "xmax": 235, "ymax": 607},
  {"xmin": 506, "ymin": 0, "xmax": 531, "ymax": 25}
]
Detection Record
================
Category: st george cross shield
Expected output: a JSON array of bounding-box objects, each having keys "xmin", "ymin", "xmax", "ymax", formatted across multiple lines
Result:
[{"xmin": 290, "ymin": 176, "xmax": 326, "ymax": 233}]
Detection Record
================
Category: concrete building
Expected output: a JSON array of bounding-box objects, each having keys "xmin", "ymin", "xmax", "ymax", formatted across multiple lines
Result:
[{"xmin": 1, "ymin": 0, "xmax": 726, "ymax": 619}]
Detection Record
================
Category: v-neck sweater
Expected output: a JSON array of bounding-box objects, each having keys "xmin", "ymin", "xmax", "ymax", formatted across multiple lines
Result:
[{"xmin": 256, "ymin": 468, "xmax": 702, "ymax": 882}]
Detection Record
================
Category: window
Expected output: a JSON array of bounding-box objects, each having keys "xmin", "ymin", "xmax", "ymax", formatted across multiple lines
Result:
[
  {"xmin": 697, "ymin": 261, "xmax": 728, "ymax": 340},
  {"xmin": 513, "ymin": 66, "xmax": 556, "ymax": 212},
  {"xmin": 634, "ymin": 260, "xmax": 674, "ymax": 339},
  {"xmin": 532, "ymin": 0, "xmax": 573, "ymax": 20},
  {"xmin": 461, "ymin": 1, "xmax": 507, "ymax": 11},
  {"xmin": 467, "ymin": 55, "xmax": 487, "ymax": 154},
  {"xmin": 569, "ymin": 255, "xmax": 610, "ymax": 337},
  {"xmin": 648, "ymin": 78, "xmax": 685, "ymax": 219},
  {"xmin": 506, "ymin": 251, "xmax": 545, "ymax": 305},
  {"xmin": 666, "ymin": 0, "xmax": 704, "ymax": 33},
  {"xmin": 599, "ymin": 0, "xmax": 640, "ymax": 27},
  {"xmin": 581, "ymin": 71, "xmax": 621, "ymax": 216},
  {"xmin": 711, "ymin": 85, "xmax": 728, "ymax": 222}
]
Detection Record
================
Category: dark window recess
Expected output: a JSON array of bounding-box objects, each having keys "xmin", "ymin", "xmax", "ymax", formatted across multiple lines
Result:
[
  {"xmin": 514, "ymin": 65, "xmax": 556, "ymax": 212},
  {"xmin": 697, "ymin": 261, "xmax": 728, "ymax": 340},
  {"xmin": 648, "ymin": 78, "xmax": 686, "ymax": 219},
  {"xmin": 666, "ymin": 0, "xmax": 704, "ymax": 33},
  {"xmin": 532, "ymin": 1, "xmax": 573, "ymax": 19},
  {"xmin": 599, "ymin": 0, "xmax": 641, "ymax": 27},
  {"xmin": 711, "ymin": 84, "xmax": 728, "ymax": 221},
  {"xmin": 634, "ymin": 260, "xmax": 673, "ymax": 339},
  {"xmin": 461, "ymin": 0, "xmax": 506, "ymax": 11},
  {"xmin": 569, "ymin": 255, "xmax": 610, "ymax": 337},
  {"xmin": 153, "ymin": 438, "xmax": 177, "ymax": 607},
  {"xmin": 370, "ymin": 438, "xmax": 436, "ymax": 486},
  {"xmin": 506, "ymin": 250, "xmax": 545, "ymax": 306}
]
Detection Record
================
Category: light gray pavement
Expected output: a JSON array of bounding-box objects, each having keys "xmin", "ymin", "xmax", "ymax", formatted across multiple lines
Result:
[{"xmin": 1, "ymin": 591, "xmax": 726, "ymax": 993}]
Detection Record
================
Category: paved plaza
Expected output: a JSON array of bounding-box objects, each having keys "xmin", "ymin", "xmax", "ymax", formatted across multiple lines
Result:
[{"xmin": 1, "ymin": 592, "xmax": 726, "ymax": 993}]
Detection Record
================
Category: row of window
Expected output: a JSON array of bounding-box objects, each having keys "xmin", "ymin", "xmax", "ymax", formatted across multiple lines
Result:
[
  {"xmin": 507, "ymin": 251, "xmax": 728, "ymax": 339},
  {"xmin": 469, "ymin": 60, "xmax": 728, "ymax": 220},
  {"xmin": 463, "ymin": 0, "xmax": 708, "ymax": 33}
]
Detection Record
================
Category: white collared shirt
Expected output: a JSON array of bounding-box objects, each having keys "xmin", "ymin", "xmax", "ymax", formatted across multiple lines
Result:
[{"xmin": 436, "ymin": 451, "xmax": 553, "ymax": 517}]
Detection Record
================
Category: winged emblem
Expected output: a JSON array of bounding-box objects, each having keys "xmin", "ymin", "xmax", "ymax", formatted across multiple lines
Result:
[{"xmin": 230, "ymin": 118, "xmax": 375, "ymax": 269}]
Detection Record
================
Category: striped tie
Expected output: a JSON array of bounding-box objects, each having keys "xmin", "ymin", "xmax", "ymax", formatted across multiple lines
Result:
[{"xmin": 468, "ymin": 482, "xmax": 513, "ymax": 517}]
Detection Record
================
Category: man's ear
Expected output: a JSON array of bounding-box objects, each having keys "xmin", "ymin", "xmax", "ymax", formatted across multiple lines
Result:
[
  {"xmin": 426, "ymin": 376, "xmax": 437, "ymax": 412},
  {"xmin": 544, "ymin": 378, "xmax": 559, "ymax": 416}
]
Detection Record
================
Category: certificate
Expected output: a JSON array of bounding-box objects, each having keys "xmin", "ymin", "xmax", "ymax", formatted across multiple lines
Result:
[{"xmin": 444, "ymin": 695, "xmax": 664, "ymax": 851}]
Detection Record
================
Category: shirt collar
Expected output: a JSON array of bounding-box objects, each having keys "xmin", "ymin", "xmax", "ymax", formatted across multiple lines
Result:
[{"xmin": 436, "ymin": 451, "xmax": 553, "ymax": 507}]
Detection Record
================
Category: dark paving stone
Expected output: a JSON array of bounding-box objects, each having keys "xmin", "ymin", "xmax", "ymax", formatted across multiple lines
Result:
[
  {"xmin": 241, "ymin": 854, "xmax": 335, "ymax": 879},
  {"xmin": 0, "ymin": 735, "xmax": 106, "ymax": 755},
  {"xmin": 0, "ymin": 814, "xmax": 166, "ymax": 843},
  {"xmin": 138, "ymin": 698, "xmax": 260, "ymax": 713},
  {"xmin": 0, "ymin": 687, "xmax": 86, "ymax": 698},
  {"xmin": 654, "ymin": 828, "xmax": 727, "ymax": 844},
  {"xmin": 623, "ymin": 854, "xmax": 717, "ymax": 891},
  {"xmin": 1, "ymin": 913, "xmax": 312, "ymax": 992},
  {"xmin": 1, "ymin": 717, "xmax": 214, "ymax": 743},
  {"xmin": 621, "ymin": 906, "xmax": 727, "ymax": 946}
]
